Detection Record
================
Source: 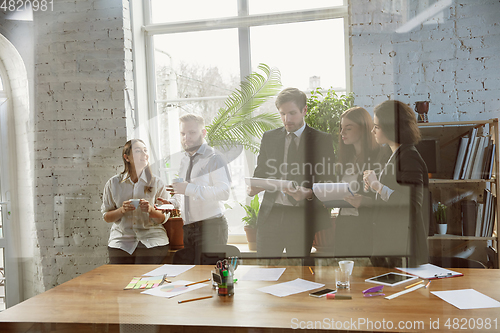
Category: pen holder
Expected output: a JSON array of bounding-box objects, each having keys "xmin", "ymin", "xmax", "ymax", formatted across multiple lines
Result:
[{"xmin": 217, "ymin": 265, "xmax": 234, "ymax": 297}]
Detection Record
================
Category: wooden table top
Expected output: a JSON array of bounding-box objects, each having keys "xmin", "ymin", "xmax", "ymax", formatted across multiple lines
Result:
[{"xmin": 0, "ymin": 265, "xmax": 499, "ymax": 332}]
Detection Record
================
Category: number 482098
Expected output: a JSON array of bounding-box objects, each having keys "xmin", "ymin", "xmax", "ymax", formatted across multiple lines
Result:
[
  {"xmin": 444, "ymin": 318, "xmax": 497, "ymax": 330},
  {"xmin": 1, "ymin": 1, "xmax": 54, "ymax": 12}
]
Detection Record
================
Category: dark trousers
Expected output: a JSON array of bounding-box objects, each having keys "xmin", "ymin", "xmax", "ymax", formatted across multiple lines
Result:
[
  {"xmin": 176, "ymin": 216, "xmax": 228, "ymax": 264},
  {"xmin": 257, "ymin": 204, "xmax": 314, "ymax": 260},
  {"xmin": 108, "ymin": 242, "xmax": 169, "ymax": 264}
]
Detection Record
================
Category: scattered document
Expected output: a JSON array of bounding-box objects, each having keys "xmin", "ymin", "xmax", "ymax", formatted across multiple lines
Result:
[
  {"xmin": 258, "ymin": 278, "xmax": 324, "ymax": 297},
  {"xmin": 143, "ymin": 264, "xmax": 195, "ymax": 277},
  {"xmin": 141, "ymin": 280, "xmax": 208, "ymax": 299},
  {"xmin": 431, "ymin": 289, "xmax": 500, "ymax": 310},
  {"xmin": 245, "ymin": 177, "xmax": 297, "ymax": 192},
  {"xmin": 396, "ymin": 263, "xmax": 463, "ymax": 279},
  {"xmin": 312, "ymin": 183, "xmax": 354, "ymax": 208},
  {"xmin": 240, "ymin": 267, "xmax": 286, "ymax": 281}
]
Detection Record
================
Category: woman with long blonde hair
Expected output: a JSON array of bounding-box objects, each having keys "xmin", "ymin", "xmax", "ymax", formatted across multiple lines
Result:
[{"xmin": 101, "ymin": 139, "xmax": 170, "ymax": 264}]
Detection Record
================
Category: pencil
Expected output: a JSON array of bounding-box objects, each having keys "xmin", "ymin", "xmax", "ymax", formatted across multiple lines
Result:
[
  {"xmin": 178, "ymin": 295, "xmax": 213, "ymax": 304},
  {"xmin": 425, "ymin": 280, "xmax": 431, "ymax": 288},
  {"xmin": 309, "ymin": 267, "xmax": 315, "ymax": 275},
  {"xmin": 405, "ymin": 280, "xmax": 423, "ymax": 289},
  {"xmin": 185, "ymin": 278, "xmax": 211, "ymax": 287}
]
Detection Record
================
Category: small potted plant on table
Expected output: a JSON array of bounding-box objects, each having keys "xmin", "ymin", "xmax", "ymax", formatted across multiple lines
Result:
[{"xmin": 241, "ymin": 195, "xmax": 259, "ymax": 251}]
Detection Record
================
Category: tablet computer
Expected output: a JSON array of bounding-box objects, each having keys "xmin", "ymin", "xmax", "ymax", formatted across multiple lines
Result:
[{"xmin": 365, "ymin": 272, "xmax": 418, "ymax": 286}]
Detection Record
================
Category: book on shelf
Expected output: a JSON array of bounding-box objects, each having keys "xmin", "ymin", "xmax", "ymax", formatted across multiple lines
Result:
[
  {"xmin": 485, "ymin": 143, "xmax": 495, "ymax": 179},
  {"xmin": 453, "ymin": 130, "xmax": 495, "ymax": 180},
  {"xmin": 470, "ymin": 136, "xmax": 488, "ymax": 179},
  {"xmin": 481, "ymin": 141, "xmax": 495, "ymax": 180},
  {"xmin": 459, "ymin": 128, "xmax": 478, "ymax": 180},
  {"xmin": 453, "ymin": 137, "xmax": 469, "ymax": 180},
  {"xmin": 479, "ymin": 189, "xmax": 496, "ymax": 237},
  {"xmin": 475, "ymin": 204, "xmax": 484, "ymax": 237},
  {"xmin": 461, "ymin": 200, "xmax": 477, "ymax": 236},
  {"xmin": 464, "ymin": 136, "xmax": 481, "ymax": 179},
  {"xmin": 487, "ymin": 199, "xmax": 496, "ymax": 238}
]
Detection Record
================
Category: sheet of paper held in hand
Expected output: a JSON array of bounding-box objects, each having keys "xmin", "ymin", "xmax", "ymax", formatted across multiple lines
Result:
[
  {"xmin": 143, "ymin": 265, "xmax": 195, "ymax": 277},
  {"xmin": 240, "ymin": 267, "xmax": 286, "ymax": 281},
  {"xmin": 312, "ymin": 183, "xmax": 354, "ymax": 208},
  {"xmin": 431, "ymin": 289, "xmax": 500, "ymax": 310},
  {"xmin": 245, "ymin": 177, "xmax": 297, "ymax": 192},
  {"xmin": 258, "ymin": 278, "xmax": 325, "ymax": 297},
  {"xmin": 141, "ymin": 280, "xmax": 208, "ymax": 299}
]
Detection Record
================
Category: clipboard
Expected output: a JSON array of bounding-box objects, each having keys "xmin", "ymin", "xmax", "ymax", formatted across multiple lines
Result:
[{"xmin": 396, "ymin": 264, "xmax": 463, "ymax": 280}]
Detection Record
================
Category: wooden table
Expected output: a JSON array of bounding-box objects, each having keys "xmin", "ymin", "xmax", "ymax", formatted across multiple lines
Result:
[{"xmin": 0, "ymin": 265, "xmax": 499, "ymax": 332}]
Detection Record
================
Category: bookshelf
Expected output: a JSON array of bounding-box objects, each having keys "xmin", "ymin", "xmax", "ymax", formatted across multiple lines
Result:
[{"xmin": 418, "ymin": 119, "xmax": 499, "ymax": 268}]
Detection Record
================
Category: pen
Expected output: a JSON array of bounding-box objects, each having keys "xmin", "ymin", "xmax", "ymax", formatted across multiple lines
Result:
[
  {"xmin": 185, "ymin": 278, "xmax": 211, "ymax": 287},
  {"xmin": 425, "ymin": 280, "xmax": 431, "ymax": 288},
  {"xmin": 405, "ymin": 280, "xmax": 424, "ymax": 289},
  {"xmin": 434, "ymin": 273, "xmax": 452, "ymax": 279},
  {"xmin": 309, "ymin": 267, "xmax": 315, "ymax": 275},
  {"xmin": 385, "ymin": 283, "xmax": 425, "ymax": 300},
  {"xmin": 178, "ymin": 295, "xmax": 213, "ymax": 304},
  {"xmin": 326, "ymin": 294, "xmax": 352, "ymax": 300}
]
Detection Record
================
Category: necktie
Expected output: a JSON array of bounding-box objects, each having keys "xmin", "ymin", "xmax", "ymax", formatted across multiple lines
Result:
[
  {"xmin": 184, "ymin": 154, "xmax": 196, "ymax": 223},
  {"xmin": 286, "ymin": 133, "xmax": 298, "ymax": 205},
  {"xmin": 286, "ymin": 133, "xmax": 298, "ymax": 179}
]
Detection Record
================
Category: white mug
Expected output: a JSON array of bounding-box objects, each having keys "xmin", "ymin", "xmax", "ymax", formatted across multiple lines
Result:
[{"xmin": 130, "ymin": 199, "xmax": 140, "ymax": 209}]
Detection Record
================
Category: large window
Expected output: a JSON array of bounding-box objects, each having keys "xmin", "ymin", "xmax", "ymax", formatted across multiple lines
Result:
[{"xmin": 144, "ymin": 0, "xmax": 349, "ymax": 237}]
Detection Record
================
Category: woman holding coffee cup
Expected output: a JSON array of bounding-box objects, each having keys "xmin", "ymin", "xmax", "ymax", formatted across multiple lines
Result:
[{"xmin": 101, "ymin": 139, "xmax": 170, "ymax": 264}]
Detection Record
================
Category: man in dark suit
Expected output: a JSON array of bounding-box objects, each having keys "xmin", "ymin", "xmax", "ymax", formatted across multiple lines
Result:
[{"xmin": 248, "ymin": 88, "xmax": 336, "ymax": 259}]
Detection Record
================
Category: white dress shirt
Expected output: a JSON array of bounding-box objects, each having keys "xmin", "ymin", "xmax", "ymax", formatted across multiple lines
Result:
[
  {"xmin": 378, "ymin": 146, "xmax": 399, "ymax": 201},
  {"xmin": 169, "ymin": 142, "xmax": 231, "ymax": 224},
  {"xmin": 101, "ymin": 171, "xmax": 170, "ymax": 255},
  {"xmin": 275, "ymin": 122, "xmax": 306, "ymax": 206}
]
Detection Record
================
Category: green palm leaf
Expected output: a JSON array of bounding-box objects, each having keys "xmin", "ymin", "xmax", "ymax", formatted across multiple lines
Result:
[{"xmin": 206, "ymin": 64, "xmax": 282, "ymax": 154}]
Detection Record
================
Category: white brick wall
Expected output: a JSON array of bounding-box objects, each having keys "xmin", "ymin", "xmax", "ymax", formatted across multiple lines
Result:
[
  {"xmin": 32, "ymin": 0, "xmax": 133, "ymax": 293},
  {"xmin": 350, "ymin": 0, "xmax": 500, "ymax": 121}
]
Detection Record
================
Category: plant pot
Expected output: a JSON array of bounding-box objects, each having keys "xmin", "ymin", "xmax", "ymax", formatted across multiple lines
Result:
[
  {"xmin": 244, "ymin": 226, "xmax": 257, "ymax": 251},
  {"xmin": 437, "ymin": 224, "xmax": 447, "ymax": 235},
  {"xmin": 164, "ymin": 217, "xmax": 184, "ymax": 250},
  {"xmin": 313, "ymin": 216, "xmax": 336, "ymax": 250}
]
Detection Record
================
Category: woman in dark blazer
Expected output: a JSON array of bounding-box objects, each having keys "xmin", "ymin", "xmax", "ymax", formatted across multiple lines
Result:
[{"xmin": 363, "ymin": 100, "xmax": 429, "ymax": 267}]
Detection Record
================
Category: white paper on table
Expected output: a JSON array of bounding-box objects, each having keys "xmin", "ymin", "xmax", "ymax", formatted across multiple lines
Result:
[
  {"xmin": 431, "ymin": 289, "xmax": 500, "ymax": 310},
  {"xmin": 141, "ymin": 280, "xmax": 208, "ymax": 299},
  {"xmin": 143, "ymin": 264, "xmax": 195, "ymax": 277},
  {"xmin": 240, "ymin": 267, "xmax": 286, "ymax": 281},
  {"xmin": 258, "ymin": 278, "xmax": 325, "ymax": 297},
  {"xmin": 396, "ymin": 263, "xmax": 462, "ymax": 279},
  {"xmin": 245, "ymin": 177, "xmax": 297, "ymax": 192}
]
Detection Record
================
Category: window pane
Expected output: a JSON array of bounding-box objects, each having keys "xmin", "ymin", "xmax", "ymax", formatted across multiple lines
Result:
[
  {"xmin": 154, "ymin": 29, "xmax": 240, "ymax": 113},
  {"xmin": 154, "ymin": 30, "xmax": 246, "ymax": 235},
  {"xmin": 249, "ymin": 0, "xmax": 344, "ymax": 15},
  {"xmin": 251, "ymin": 18, "xmax": 346, "ymax": 92},
  {"xmin": 151, "ymin": 0, "xmax": 237, "ymax": 24}
]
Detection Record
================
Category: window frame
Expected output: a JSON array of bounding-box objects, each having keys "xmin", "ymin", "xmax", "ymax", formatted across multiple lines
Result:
[{"xmin": 135, "ymin": 0, "xmax": 350, "ymax": 240}]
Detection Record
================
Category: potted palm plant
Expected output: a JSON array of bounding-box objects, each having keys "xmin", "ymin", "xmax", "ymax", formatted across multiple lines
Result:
[
  {"xmin": 241, "ymin": 195, "xmax": 259, "ymax": 251},
  {"xmin": 305, "ymin": 87, "xmax": 355, "ymax": 250},
  {"xmin": 206, "ymin": 63, "xmax": 283, "ymax": 154}
]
